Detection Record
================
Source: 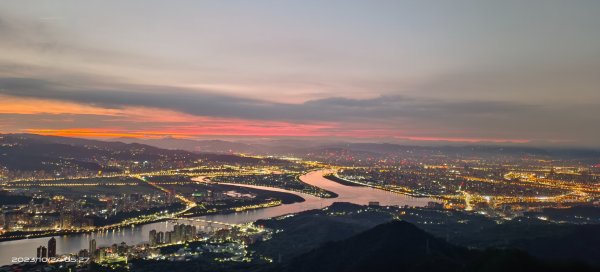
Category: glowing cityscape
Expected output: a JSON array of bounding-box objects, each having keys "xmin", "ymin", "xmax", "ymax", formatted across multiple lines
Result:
[{"xmin": 1, "ymin": 1, "xmax": 600, "ymax": 272}]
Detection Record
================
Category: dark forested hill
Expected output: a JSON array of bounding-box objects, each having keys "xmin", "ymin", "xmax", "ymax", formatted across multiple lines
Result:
[{"xmin": 281, "ymin": 221, "xmax": 595, "ymax": 272}]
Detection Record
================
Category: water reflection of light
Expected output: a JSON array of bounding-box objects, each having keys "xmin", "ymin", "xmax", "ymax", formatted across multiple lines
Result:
[{"xmin": 0, "ymin": 170, "xmax": 435, "ymax": 266}]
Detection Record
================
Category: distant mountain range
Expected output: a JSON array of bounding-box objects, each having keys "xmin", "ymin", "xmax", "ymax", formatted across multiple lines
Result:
[
  {"xmin": 0, "ymin": 134, "xmax": 284, "ymax": 176},
  {"xmin": 115, "ymin": 137, "xmax": 264, "ymax": 154},
  {"xmin": 113, "ymin": 137, "xmax": 600, "ymax": 160},
  {"xmin": 1, "ymin": 134, "xmax": 598, "ymax": 177},
  {"xmin": 0, "ymin": 133, "xmax": 193, "ymax": 174},
  {"xmin": 114, "ymin": 137, "xmax": 332, "ymax": 155}
]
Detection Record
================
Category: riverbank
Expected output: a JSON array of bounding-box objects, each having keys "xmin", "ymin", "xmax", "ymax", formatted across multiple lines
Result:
[
  {"xmin": 0, "ymin": 169, "xmax": 436, "ymax": 266},
  {"xmin": 325, "ymin": 172, "xmax": 445, "ymax": 201},
  {"xmin": 0, "ymin": 198, "xmax": 285, "ymax": 243},
  {"xmin": 0, "ymin": 179, "xmax": 307, "ymax": 243},
  {"xmin": 322, "ymin": 173, "xmax": 365, "ymax": 187}
]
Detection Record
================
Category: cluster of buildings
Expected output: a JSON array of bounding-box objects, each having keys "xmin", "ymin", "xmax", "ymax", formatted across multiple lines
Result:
[
  {"xmin": 189, "ymin": 189, "xmax": 251, "ymax": 205},
  {"xmin": 35, "ymin": 237, "xmax": 57, "ymax": 259},
  {"xmin": 0, "ymin": 192, "xmax": 177, "ymax": 232},
  {"xmin": 24, "ymin": 225, "xmax": 201, "ymax": 265},
  {"xmin": 338, "ymin": 162, "xmax": 600, "ymax": 215},
  {"xmin": 149, "ymin": 224, "xmax": 197, "ymax": 246},
  {"xmin": 2, "ymin": 210, "xmax": 94, "ymax": 232},
  {"xmin": 77, "ymin": 239, "xmax": 135, "ymax": 262}
]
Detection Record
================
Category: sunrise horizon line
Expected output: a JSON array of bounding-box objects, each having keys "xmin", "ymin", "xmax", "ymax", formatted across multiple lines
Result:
[{"xmin": 2, "ymin": 131, "xmax": 598, "ymax": 150}]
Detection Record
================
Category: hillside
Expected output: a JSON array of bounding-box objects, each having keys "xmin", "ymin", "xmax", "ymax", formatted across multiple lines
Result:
[
  {"xmin": 0, "ymin": 134, "xmax": 286, "ymax": 179},
  {"xmin": 282, "ymin": 221, "xmax": 595, "ymax": 272}
]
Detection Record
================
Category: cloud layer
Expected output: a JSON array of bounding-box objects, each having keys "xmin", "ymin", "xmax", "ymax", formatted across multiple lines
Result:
[{"xmin": 1, "ymin": 1, "xmax": 600, "ymax": 146}]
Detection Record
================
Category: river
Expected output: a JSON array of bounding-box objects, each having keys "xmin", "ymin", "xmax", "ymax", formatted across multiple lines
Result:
[{"xmin": 0, "ymin": 170, "xmax": 435, "ymax": 265}]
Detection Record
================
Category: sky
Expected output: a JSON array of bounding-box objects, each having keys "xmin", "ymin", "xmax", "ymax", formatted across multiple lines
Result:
[{"xmin": 0, "ymin": 1, "xmax": 599, "ymax": 147}]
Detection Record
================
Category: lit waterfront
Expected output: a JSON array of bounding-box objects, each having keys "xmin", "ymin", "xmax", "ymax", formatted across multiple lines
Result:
[{"xmin": 0, "ymin": 170, "xmax": 434, "ymax": 265}]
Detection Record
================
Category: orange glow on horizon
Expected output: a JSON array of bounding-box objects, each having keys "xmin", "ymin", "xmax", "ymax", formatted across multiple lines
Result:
[
  {"xmin": 24, "ymin": 128, "xmax": 532, "ymax": 144},
  {"xmin": 25, "ymin": 124, "xmax": 339, "ymax": 139},
  {"xmin": 25, "ymin": 128, "xmax": 175, "ymax": 139},
  {"xmin": 2, "ymin": 95, "xmax": 533, "ymax": 144}
]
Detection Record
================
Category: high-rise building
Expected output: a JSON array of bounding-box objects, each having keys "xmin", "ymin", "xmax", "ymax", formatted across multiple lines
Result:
[
  {"xmin": 165, "ymin": 231, "xmax": 173, "ymax": 244},
  {"xmin": 149, "ymin": 230, "xmax": 157, "ymax": 246},
  {"xmin": 89, "ymin": 239, "xmax": 97, "ymax": 257},
  {"xmin": 36, "ymin": 246, "xmax": 47, "ymax": 259},
  {"xmin": 184, "ymin": 225, "xmax": 197, "ymax": 241},
  {"xmin": 157, "ymin": 231, "xmax": 164, "ymax": 244},
  {"xmin": 78, "ymin": 249, "xmax": 89, "ymax": 258},
  {"xmin": 60, "ymin": 212, "xmax": 74, "ymax": 229},
  {"xmin": 174, "ymin": 224, "xmax": 183, "ymax": 242},
  {"xmin": 47, "ymin": 237, "xmax": 57, "ymax": 258}
]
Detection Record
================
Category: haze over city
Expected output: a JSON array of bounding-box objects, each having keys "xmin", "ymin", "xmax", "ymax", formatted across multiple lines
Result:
[{"xmin": 1, "ymin": 1, "xmax": 599, "ymax": 147}]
